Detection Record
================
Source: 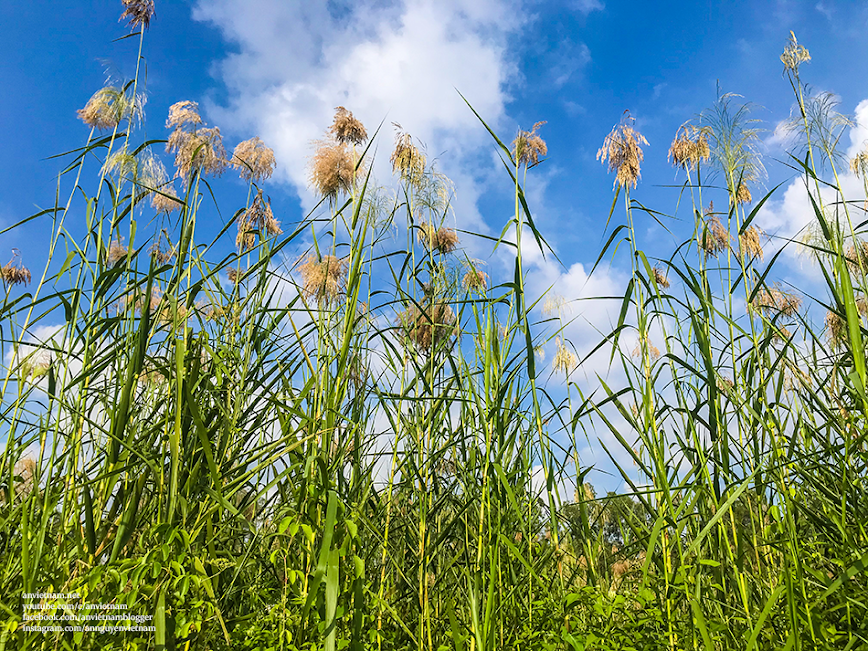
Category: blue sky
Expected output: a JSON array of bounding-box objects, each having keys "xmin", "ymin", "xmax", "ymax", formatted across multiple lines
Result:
[{"xmin": 2, "ymin": 0, "xmax": 867, "ymax": 489}]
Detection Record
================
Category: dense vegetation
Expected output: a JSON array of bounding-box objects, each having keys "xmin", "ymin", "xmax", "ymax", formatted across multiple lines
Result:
[{"xmin": 2, "ymin": 4, "xmax": 868, "ymax": 650}]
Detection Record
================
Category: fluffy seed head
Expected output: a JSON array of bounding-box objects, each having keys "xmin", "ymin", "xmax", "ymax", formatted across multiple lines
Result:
[
  {"xmin": 552, "ymin": 337, "xmax": 578, "ymax": 375},
  {"xmin": 298, "ymin": 254, "xmax": 348, "ymax": 303},
  {"xmin": 149, "ymin": 235, "xmax": 175, "ymax": 265},
  {"xmin": 513, "ymin": 121, "xmax": 548, "ymax": 167},
  {"xmin": 236, "ymin": 189, "xmax": 281, "ymax": 252},
  {"xmin": 851, "ymin": 149, "xmax": 868, "ymax": 179},
  {"xmin": 227, "ymin": 268, "xmax": 242, "ymax": 284},
  {"xmin": 167, "ymin": 126, "xmax": 227, "ymax": 180},
  {"xmin": 1, "ymin": 251, "xmax": 31, "ymax": 287},
  {"xmin": 418, "ymin": 222, "xmax": 459, "ymax": 254},
  {"xmin": 631, "ymin": 334, "xmax": 661, "ymax": 362},
  {"xmin": 167, "ymin": 101, "xmax": 203, "ymax": 129},
  {"xmin": 329, "ymin": 107, "xmax": 368, "ymax": 146},
  {"xmin": 398, "ymin": 302, "xmax": 457, "ymax": 352},
  {"xmin": 825, "ymin": 310, "xmax": 846, "ymax": 348},
  {"xmin": 597, "ymin": 114, "xmax": 649, "ymax": 190},
  {"xmin": 120, "ymin": 0, "xmax": 155, "ymax": 29},
  {"xmin": 151, "ymin": 184, "xmax": 182, "ymax": 213},
  {"xmin": 739, "ymin": 225, "xmax": 764, "ymax": 261},
  {"xmin": 232, "ymin": 136, "xmax": 276, "ymax": 181},
  {"xmin": 309, "ymin": 140, "xmax": 361, "ymax": 199},
  {"xmin": 751, "ymin": 284, "xmax": 802, "ymax": 317},
  {"xmin": 543, "ymin": 294, "xmax": 566, "ymax": 317},
  {"xmin": 699, "ymin": 215, "xmax": 731, "ymax": 257},
  {"xmin": 668, "ymin": 124, "xmax": 710, "ymax": 170},
  {"xmin": 781, "ymin": 31, "xmax": 811, "ymax": 73},
  {"xmin": 735, "ymin": 182, "xmax": 752, "ymax": 205},
  {"xmin": 845, "ymin": 240, "xmax": 868, "ymax": 274},
  {"xmin": 107, "ymin": 240, "xmax": 128, "ymax": 265},
  {"xmin": 77, "ymin": 87, "xmax": 143, "ymax": 130},
  {"xmin": 462, "ymin": 268, "xmax": 488, "ymax": 293},
  {"xmin": 391, "ymin": 127, "xmax": 426, "ymax": 185},
  {"xmin": 652, "ymin": 266, "xmax": 670, "ymax": 289}
]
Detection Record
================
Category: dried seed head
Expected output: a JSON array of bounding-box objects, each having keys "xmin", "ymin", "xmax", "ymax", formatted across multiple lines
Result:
[
  {"xmin": 698, "ymin": 215, "xmax": 731, "ymax": 257},
  {"xmin": 716, "ymin": 375, "xmax": 734, "ymax": 392},
  {"xmin": 845, "ymin": 240, "xmax": 868, "ymax": 274},
  {"xmin": 149, "ymin": 235, "xmax": 175, "ymax": 265},
  {"xmin": 77, "ymin": 86, "xmax": 143, "ymax": 130},
  {"xmin": 227, "ymin": 268, "xmax": 242, "ymax": 283},
  {"xmin": 462, "ymin": 268, "xmax": 488, "ymax": 293},
  {"xmin": 739, "ymin": 225, "xmax": 764, "ymax": 261},
  {"xmin": 151, "ymin": 184, "xmax": 182, "ymax": 213},
  {"xmin": 167, "ymin": 101, "xmax": 203, "ymax": 129},
  {"xmin": 825, "ymin": 310, "xmax": 846, "ymax": 348},
  {"xmin": 513, "ymin": 121, "xmax": 548, "ymax": 167},
  {"xmin": 232, "ymin": 136, "xmax": 277, "ymax": 181},
  {"xmin": 631, "ymin": 334, "xmax": 661, "ymax": 362},
  {"xmin": 1, "ymin": 250, "xmax": 31, "ymax": 287},
  {"xmin": 309, "ymin": 140, "xmax": 361, "ymax": 199},
  {"xmin": 668, "ymin": 124, "xmax": 710, "ymax": 170},
  {"xmin": 329, "ymin": 107, "xmax": 368, "ymax": 146},
  {"xmin": 735, "ymin": 182, "xmax": 752, "ymax": 205},
  {"xmin": 552, "ymin": 337, "xmax": 577, "ymax": 375},
  {"xmin": 390, "ymin": 127, "xmax": 426, "ymax": 185},
  {"xmin": 236, "ymin": 189, "xmax": 281, "ymax": 252},
  {"xmin": 597, "ymin": 114, "xmax": 649, "ymax": 190},
  {"xmin": 651, "ymin": 266, "xmax": 670, "ymax": 289},
  {"xmin": 418, "ymin": 222, "xmax": 459, "ymax": 254},
  {"xmin": 851, "ymin": 149, "xmax": 868, "ymax": 179},
  {"xmin": 543, "ymin": 294, "xmax": 566, "ymax": 317},
  {"xmin": 781, "ymin": 31, "xmax": 811, "ymax": 73},
  {"xmin": 751, "ymin": 284, "xmax": 802, "ymax": 317},
  {"xmin": 298, "ymin": 254, "xmax": 348, "ymax": 303},
  {"xmin": 120, "ymin": 0, "xmax": 155, "ymax": 29},
  {"xmin": 107, "ymin": 240, "xmax": 128, "ymax": 265},
  {"xmin": 398, "ymin": 302, "xmax": 457, "ymax": 352},
  {"xmin": 167, "ymin": 125, "xmax": 227, "ymax": 180}
]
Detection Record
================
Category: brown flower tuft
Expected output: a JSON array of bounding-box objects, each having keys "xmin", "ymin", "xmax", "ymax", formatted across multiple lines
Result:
[
  {"xmin": 232, "ymin": 137, "xmax": 277, "ymax": 181},
  {"xmin": 120, "ymin": 0, "xmax": 155, "ymax": 29},
  {"xmin": 739, "ymin": 225, "xmax": 764, "ymax": 261},
  {"xmin": 77, "ymin": 87, "xmax": 142, "ymax": 130},
  {"xmin": 513, "ymin": 121, "xmax": 548, "ymax": 167},
  {"xmin": 107, "ymin": 240, "xmax": 128, "ymax": 265},
  {"xmin": 597, "ymin": 114, "xmax": 649, "ymax": 190},
  {"xmin": 735, "ymin": 182, "xmax": 752, "ymax": 205},
  {"xmin": 716, "ymin": 375, "xmax": 734, "ymax": 392},
  {"xmin": 631, "ymin": 334, "xmax": 661, "ymax": 362},
  {"xmin": 1, "ymin": 250, "xmax": 31, "ymax": 287},
  {"xmin": 781, "ymin": 31, "xmax": 811, "ymax": 73},
  {"xmin": 390, "ymin": 127, "xmax": 426, "ymax": 185},
  {"xmin": 329, "ymin": 107, "xmax": 368, "ymax": 146},
  {"xmin": 751, "ymin": 284, "xmax": 801, "ymax": 317},
  {"xmin": 552, "ymin": 337, "xmax": 577, "ymax": 375},
  {"xmin": 227, "ymin": 268, "xmax": 241, "ymax": 284},
  {"xmin": 236, "ymin": 189, "xmax": 281, "ymax": 252},
  {"xmin": 698, "ymin": 215, "xmax": 731, "ymax": 257},
  {"xmin": 651, "ymin": 266, "xmax": 670, "ymax": 289},
  {"xmin": 418, "ymin": 222, "xmax": 459, "ymax": 254},
  {"xmin": 151, "ymin": 183, "xmax": 182, "ymax": 213},
  {"xmin": 149, "ymin": 235, "xmax": 175, "ymax": 265},
  {"xmin": 309, "ymin": 140, "xmax": 361, "ymax": 199},
  {"xmin": 668, "ymin": 124, "xmax": 710, "ymax": 170},
  {"xmin": 298, "ymin": 254, "xmax": 348, "ymax": 303},
  {"xmin": 167, "ymin": 101, "xmax": 203, "ymax": 129},
  {"xmin": 397, "ymin": 302, "xmax": 457, "ymax": 352},
  {"xmin": 167, "ymin": 126, "xmax": 227, "ymax": 180},
  {"xmin": 852, "ymin": 149, "xmax": 868, "ymax": 179},
  {"xmin": 845, "ymin": 240, "xmax": 868, "ymax": 274},
  {"xmin": 462, "ymin": 268, "xmax": 488, "ymax": 293},
  {"xmin": 825, "ymin": 310, "xmax": 846, "ymax": 348}
]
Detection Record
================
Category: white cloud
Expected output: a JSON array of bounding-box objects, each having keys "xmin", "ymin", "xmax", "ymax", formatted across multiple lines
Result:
[{"xmin": 193, "ymin": 0, "xmax": 526, "ymax": 235}]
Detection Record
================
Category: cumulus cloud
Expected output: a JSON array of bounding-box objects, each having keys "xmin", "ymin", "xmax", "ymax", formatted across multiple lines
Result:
[{"xmin": 192, "ymin": 0, "xmax": 530, "ymax": 234}]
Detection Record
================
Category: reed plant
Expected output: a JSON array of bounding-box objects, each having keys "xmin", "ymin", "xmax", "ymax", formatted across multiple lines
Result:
[{"xmin": 1, "ymin": 7, "xmax": 867, "ymax": 651}]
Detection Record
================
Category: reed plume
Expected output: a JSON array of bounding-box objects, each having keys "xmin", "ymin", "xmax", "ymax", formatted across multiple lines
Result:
[
  {"xmin": 513, "ymin": 121, "xmax": 547, "ymax": 167},
  {"xmin": 329, "ymin": 107, "xmax": 368, "ymax": 146},
  {"xmin": 298, "ymin": 254, "xmax": 348, "ymax": 303},
  {"xmin": 120, "ymin": 0, "xmax": 155, "ymax": 29},
  {"xmin": 598, "ymin": 113, "xmax": 648, "ymax": 190},
  {"xmin": 232, "ymin": 137, "xmax": 277, "ymax": 181}
]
